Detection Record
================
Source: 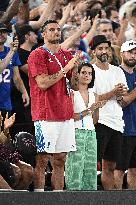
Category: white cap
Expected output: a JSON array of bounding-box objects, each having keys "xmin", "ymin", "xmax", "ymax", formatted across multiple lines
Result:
[{"xmin": 121, "ymin": 40, "xmax": 136, "ymax": 52}]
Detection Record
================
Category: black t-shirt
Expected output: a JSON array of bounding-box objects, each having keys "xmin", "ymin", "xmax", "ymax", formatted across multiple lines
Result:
[
  {"xmin": 18, "ymin": 48, "xmax": 31, "ymax": 93},
  {"xmin": 12, "ymin": 48, "xmax": 30, "ymax": 97},
  {"xmin": 11, "ymin": 48, "xmax": 31, "ymax": 123}
]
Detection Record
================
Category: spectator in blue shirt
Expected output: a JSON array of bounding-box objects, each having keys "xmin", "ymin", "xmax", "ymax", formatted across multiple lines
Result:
[
  {"xmin": 0, "ymin": 23, "xmax": 29, "ymax": 118},
  {"xmin": 115, "ymin": 40, "xmax": 136, "ymax": 190}
]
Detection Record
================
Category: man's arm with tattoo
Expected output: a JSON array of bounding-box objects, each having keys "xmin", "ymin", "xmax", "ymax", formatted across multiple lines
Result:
[
  {"xmin": 49, "ymin": 73, "xmax": 60, "ymax": 80},
  {"xmin": 35, "ymin": 55, "xmax": 80, "ymax": 91},
  {"xmin": 35, "ymin": 70, "xmax": 64, "ymax": 90}
]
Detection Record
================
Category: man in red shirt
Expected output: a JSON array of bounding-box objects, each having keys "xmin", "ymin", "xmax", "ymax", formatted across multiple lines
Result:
[{"xmin": 28, "ymin": 20, "xmax": 80, "ymax": 191}]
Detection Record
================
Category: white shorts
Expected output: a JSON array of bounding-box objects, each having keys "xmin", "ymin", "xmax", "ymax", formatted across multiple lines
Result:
[{"xmin": 34, "ymin": 119, "xmax": 76, "ymax": 153}]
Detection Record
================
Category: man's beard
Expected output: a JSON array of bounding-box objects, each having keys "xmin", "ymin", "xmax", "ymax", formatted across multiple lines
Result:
[
  {"xmin": 96, "ymin": 53, "xmax": 109, "ymax": 63},
  {"xmin": 123, "ymin": 59, "xmax": 136, "ymax": 68},
  {"xmin": 48, "ymin": 39, "xmax": 61, "ymax": 44}
]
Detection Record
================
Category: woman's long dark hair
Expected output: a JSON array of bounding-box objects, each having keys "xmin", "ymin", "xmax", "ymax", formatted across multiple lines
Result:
[{"xmin": 78, "ymin": 62, "xmax": 95, "ymax": 88}]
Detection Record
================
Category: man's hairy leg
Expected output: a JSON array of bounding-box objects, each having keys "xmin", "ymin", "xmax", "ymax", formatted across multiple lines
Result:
[
  {"xmin": 114, "ymin": 169, "xmax": 125, "ymax": 190},
  {"xmin": 34, "ymin": 153, "xmax": 49, "ymax": 190},
  {"xmin": 101, "ymin": 159, "xmax": 116, "ymax": 190},
  {"xmin": 127, "ymin": 168, "xmax": 136, "ymax": 190},
  {"xmin": 52, "ymin": 153, "xmax": 67, "ymax": 190}
]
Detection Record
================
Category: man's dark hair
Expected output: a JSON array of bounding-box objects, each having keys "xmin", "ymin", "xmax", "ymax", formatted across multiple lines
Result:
[
  {"xmin": 105, "ymin": 6, "xmax": 118, "ymax": 19},
  {"xmin": 15, "ymin": 24, "xmax": 34, "ymax": 45},
  {"xmin": 41, "ymin": 20, "xmax": 59, "ymax": 32},
  {"xmin": 86, "ymin": 8, "xmax": 102, "ymax": 20},
  {"xmin": 78, "ymin": 62, "xmax": 95, "ymax": 88},
  {"xmin": 88, "ymin": 0, "xmax": 103, "ymax": 11}
]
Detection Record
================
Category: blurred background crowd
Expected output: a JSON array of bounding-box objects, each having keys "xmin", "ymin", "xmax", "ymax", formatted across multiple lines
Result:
[
  {"xmin": 0, "ymin": 0, "xmax": 136, "ymax": 191},
  {"xmin": 0, "ymin": 0, "xmax": 135, "ymax": 140}
]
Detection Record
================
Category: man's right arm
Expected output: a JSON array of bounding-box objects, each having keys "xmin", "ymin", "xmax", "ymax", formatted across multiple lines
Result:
[
  {"xmin": 35, "ymin": 55, "xmax": 80, "ymax": 91},
  {"xmin": 35, "ymin": 70, "xmax": 66, "ymax": 90}
]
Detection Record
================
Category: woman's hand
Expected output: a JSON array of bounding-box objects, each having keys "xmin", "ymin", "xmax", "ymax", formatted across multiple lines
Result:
[{"xmin": 88, "ymin": 100, "xmax": 107, "ymax": 113}]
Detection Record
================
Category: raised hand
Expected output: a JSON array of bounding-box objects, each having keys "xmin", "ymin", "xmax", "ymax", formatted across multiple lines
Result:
[
  {"xmin": 4, "ymin": 113, "xmax": 16, "ymax": 130},
  {"xmin": 69, "ymin": 3, "xmax": 75, "ymax": 18},
  {"xmin": 91, "ymin": 14, "xmax": 100, "ymax": 29},
  {"xmin": 10, "ymin": 38, "xmax": 19, "ymax": 52},
  {"xmin": 62, "ymin": 3, "xmax": 73, "ymax": 20},
  {"xmin": 80, "ymin": 16, "xmax": 91, "ymax": 32},
  {"xmin": 59, "ymin": 3, "xmax": 74, "ymax": 27},
  {"xmin": 64, "ymin": 51, "xmax": 81, "ymax": 72},
  {"xmin": 75, "ymin": 1, "xmax": 89, "ymax": 13}
]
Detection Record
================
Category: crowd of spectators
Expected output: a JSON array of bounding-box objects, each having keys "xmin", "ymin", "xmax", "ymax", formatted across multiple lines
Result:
[{"xmin": 0, "ymin": 0, "xmax": 136, "ymax": 192}]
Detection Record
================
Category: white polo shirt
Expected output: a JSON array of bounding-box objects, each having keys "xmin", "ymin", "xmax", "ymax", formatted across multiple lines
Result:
[{"xmin": 93, "ymin": 64, "xmax": 128, "ymax": 133}]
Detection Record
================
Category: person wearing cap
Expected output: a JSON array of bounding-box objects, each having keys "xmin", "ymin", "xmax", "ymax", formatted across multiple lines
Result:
[
  {"xmin": 96, "ymin": 18, "xmax": 122, "ymax": 65},
  {"xmin": 114, "ymin": 40, "xmax": 136, "ymax": 190},
  {"xmin": 0, "ymin": 23, "xmax": 18, "ymax": 74},
  {"xmin": 0, "ymin": 23, "xmax": 29, "ymax": 119},
  {"xmin": 91, "ymin": 35, "xmax": 128, "ymax": 190}
]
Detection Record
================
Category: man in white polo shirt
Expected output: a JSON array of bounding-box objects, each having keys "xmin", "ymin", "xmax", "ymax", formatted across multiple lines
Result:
[{"xmin": 91, "ymin": 35, "xmax": 128, "ymax": 190}]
